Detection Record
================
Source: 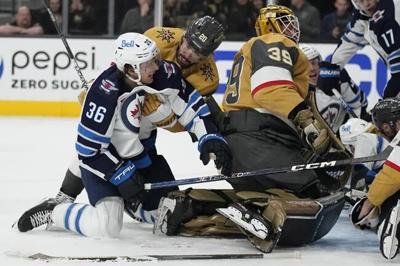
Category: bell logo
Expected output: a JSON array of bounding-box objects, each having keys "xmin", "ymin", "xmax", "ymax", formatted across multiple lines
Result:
[{"xmin": 0, "ymin": 57, "xmax": 3, "ymax": 79}]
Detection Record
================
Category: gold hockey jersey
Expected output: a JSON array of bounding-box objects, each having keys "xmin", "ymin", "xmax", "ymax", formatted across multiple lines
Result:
[
  {"xmin": 367, "ymin": 145, "xmax": 400, "ymax": 206},
  {"xmin": 144, "ymin": 27, "xmax": 219, "ymax": 96},
  {"xmin": 222, "ymin": 33, "xmax": 309, "ymax": 118}
]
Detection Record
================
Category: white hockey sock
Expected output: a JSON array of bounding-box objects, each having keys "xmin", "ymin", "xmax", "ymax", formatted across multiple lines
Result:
[{"xmin": 51, "ymin": 197, "xmax": 124, "ymax": 238}]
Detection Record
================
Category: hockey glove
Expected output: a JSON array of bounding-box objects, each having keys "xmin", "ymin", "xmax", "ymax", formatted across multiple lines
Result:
[
  {"xmin": 198, "ymin": 134, "xmax": 232, "ymax": 176},
  {"xmin": 318, "ymin": 61, "xmax": 341, "ymax": 96},
  {"xmin": 109, "ymin": 160, "xmax": 145, "ymax": 203},
  {"xmin": 143, "ymin": 93, "xmax": 184, "ymax": 132},
  {"xmin": 293, "ymin": 109, "xmax": 330, "ymax": 155},
  {"xmin": 350, "ymin": 197, "xmax": 380, "ymax": 230}
]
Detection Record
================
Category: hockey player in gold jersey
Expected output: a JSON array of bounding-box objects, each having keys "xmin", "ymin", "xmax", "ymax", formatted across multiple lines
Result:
[
  {"xmin": 350, "ymin": 98, "xmax": 400, "ymax": 260},
  {"xmin": 155, "ymin": 5, "xmax": 346, "ymax": 254},
  {"xmin": 144, "ymin": 16, "xmax": 223, "ymax": 96}
]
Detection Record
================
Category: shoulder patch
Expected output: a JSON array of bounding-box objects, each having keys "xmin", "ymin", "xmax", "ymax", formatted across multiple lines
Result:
[
  {"xmin": 120, "ymin": 93, "xmax": 141, "ymax": 133},
  {"xmin": 200, "ymin": 63, "xmax": 215, "ymax": 81},
  {"xmin": 156, "ymin": 28, "xmax": 176, "ymax": 43},
  {"xmin": 163, "ymin": 61, "xmax": 176, "ymax": 78},
  {"xmin": 100, "ymin": 79, "xmax": 118, "ymax": 94}
]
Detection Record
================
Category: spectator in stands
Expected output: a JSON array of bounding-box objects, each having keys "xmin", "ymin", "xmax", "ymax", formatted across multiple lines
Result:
[
  {"xmin": 320, "ymin": 0, "xmax": 351, "ymax": 43},
  {"xmin": 163, "ymin": 0, "xmax": 190, "ymax": 28},
  {"xmin": 0, "ymin": 5, "xmax": 43, "ymax": 35},
  {"xmin": 203, "ymin": 0, "xmax": 230, "ymax": 30},
  {"xmin": 39, "ymin": 0, "xmax": 62, "ymax": 35},
  {"xmin": 119, "ymin": 0, "xmax": 154, "ymax": 34},
  {"xmin": 290, "ymin": 0, "xmax": 320, "ymax": 42},
  {"xmin": 251, "ymin": 0, "xmax": 264, "ymax": 29},
  {"xmin": 68, "ymin": 0, "xmax": 97, "ymax": 35},
  {"xmin": 226, "ymin": 0, "xmax": 255, "ymax": 40}
]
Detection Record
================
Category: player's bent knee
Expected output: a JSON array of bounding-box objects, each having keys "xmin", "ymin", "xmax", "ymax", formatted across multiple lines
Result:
[{"xmin": 94, "ymin": 197, "xmax": 124, "ymax": 238}]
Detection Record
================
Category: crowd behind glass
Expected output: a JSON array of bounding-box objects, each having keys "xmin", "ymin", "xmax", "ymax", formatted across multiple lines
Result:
[{"xmin": 0, "ymin": 0, "xmax": 352, "ymax": 43}]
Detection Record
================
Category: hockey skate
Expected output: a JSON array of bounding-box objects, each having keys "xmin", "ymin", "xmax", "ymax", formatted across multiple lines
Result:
[
  {"xmin": 217, "ymin": 202, "xmax": 281, "ymax": 253},
  {"xmin": 15, "ymin": 198, "xmax": 58, "ymax": 232},
  {"xmin": 153, "ymin": 196, "xmax": 195, "ymax": 235},
  {"xmin": 379, "ymin": 200, "xmax": 400, "ymax": 260},
  {"xmin": 217, "ymin": 203, "xmax": 273, "ymax": 239}
]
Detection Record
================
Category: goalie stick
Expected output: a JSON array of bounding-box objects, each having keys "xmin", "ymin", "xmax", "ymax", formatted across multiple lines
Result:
[{"xmin": 42, "ymin": 0, "xmax": 89, "ymax": 90}]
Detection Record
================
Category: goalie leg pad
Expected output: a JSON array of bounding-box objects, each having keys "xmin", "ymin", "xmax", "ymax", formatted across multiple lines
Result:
[
  {"xmin": 236, "ymin": 189, "xmax": 344, "ymax": 246},
  {"xmin": 153, "ymin": 189, "xmax": 239, "ymax": 235}
]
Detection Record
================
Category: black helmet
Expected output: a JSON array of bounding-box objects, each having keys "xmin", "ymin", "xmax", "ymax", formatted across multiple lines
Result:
[
  {"xmin": 184, "ymin": 16, "xmax": 224, "ymax": 56},
  {"xmin": 371, "ymin": 97, "xmax": 400, "ymax": 128}
]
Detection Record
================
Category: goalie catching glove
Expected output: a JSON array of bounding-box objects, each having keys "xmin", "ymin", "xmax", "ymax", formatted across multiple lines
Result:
[
  {"xmin": 293, "ymin": 108, "xmax": 330, "ymax": 155},
  {"xmin": 142, "ymin": 93, "xmax": 184, "ymax": 132}
]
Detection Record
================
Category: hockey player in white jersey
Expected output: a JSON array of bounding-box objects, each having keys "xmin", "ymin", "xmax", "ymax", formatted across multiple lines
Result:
[
  {"xmin": 16, "ymin": 33, "xmax": 232, "ymax": 238},
  {"xmin": 300, "ymin": 44, "xmax": 369, "ymax": 133},
  {"xmin": 319, "ymin": 0, "xmax": 400, "ymax": 98},
  {"xmin": 350, "ymin": 98, "xmax": 400, "ymax": 259},
  {"xmin": 339, "ymin": 118, "xmax": 388, "ymax": 189}
]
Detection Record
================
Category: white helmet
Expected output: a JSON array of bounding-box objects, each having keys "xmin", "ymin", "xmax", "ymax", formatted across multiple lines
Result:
[
  {"xmin": 339, "ymin": 118, "xmax": 373, "ymax": 145},
  {"xmin": 114, "ymin": 32, "xmax": 159, "ymax": 82},
  {"xmin": 300, "ymin": 44, "xmax": 322, "ymax": 61}
]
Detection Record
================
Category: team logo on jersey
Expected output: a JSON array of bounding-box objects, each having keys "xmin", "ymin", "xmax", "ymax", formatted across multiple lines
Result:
[
  {"xmin": 121, "ymin": 94, "xmax": 141, "ymax": 133},
  {"xmin": 163, "ymin": 62, "xmax": 176, "ymax": 78},
  {"xmin": 200, "ymin": 63, "xmax": 215, "ymax": 81},
  {"xmin": 130, "ymin": 103, "xmax": 141, "ymax": 119},
  {"xmin": 372, "ymin": 10, "xmax": 384, "ymax": 22},
  {"xmin": 321, "ymin": 105, "xmax": 340, "ymax": 128},
  {"xmin": 100, "ymin": 79, "xmax": 118, "ymax": 94},
  {"xmin": 0, "ymin": 57, "xmax": 4, "ymax": 79},
  {"xmin": 156, "ymin": 28, "xmax": 175, "ymax": 43}
]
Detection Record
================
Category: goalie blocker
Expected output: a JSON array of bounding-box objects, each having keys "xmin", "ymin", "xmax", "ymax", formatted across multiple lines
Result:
[{"xmin": 154, "ymin": 188, "xmax": 345, "ymax": 252}]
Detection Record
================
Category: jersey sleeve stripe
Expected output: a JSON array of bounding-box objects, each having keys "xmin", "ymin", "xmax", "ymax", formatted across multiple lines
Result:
[
  {"xmin": 388, "ymin": 49, "xmax": 400, "ymax": 61},
  {"xmin": 78, "ymin": 123, "xmax": 111, "ymax": 144},
  {"xmin": 75, "ymin": 143, "xmax": 97, "ymax": 157},
  {"xmin": 385, "ymin": 147, "xmax": 400, "ymax": 171},
  {"xmin": 251, "ymin": 80, "xmax": 297, "ymax": 96},
  {"xmin": 341, "ymin": 35, "xmax": 366, "ymax": 48},
  {"xmin": 251, "ymin": 66, "xmax": 293, "ymax": 90}
]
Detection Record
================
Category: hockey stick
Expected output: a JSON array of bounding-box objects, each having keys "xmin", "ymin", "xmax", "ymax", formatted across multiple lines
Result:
[
  {"xmin": 144, "ymin": 147, "xmax": 393, "ymax": 190},
  {"xmin": 42, "ymin": 0, "xmax": 89, "ymax": 90},
  {"xmin": 27, "ymin": 252, "xmax": 267, "ymax": 261},
  {"xmin": 332, "ymin": 88, "xmax": 358, "ymax": 118}
]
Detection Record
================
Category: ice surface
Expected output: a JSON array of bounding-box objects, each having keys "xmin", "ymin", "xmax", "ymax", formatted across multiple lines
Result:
[{"xmin": 0, "ymin": 117, "xmax": 394, "ymax": 265}]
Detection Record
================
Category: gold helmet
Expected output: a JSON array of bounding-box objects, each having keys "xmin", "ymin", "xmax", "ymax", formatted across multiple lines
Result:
[{"xmin": 255, "ymin": 5, "xmax": 300, "ymax": 43}]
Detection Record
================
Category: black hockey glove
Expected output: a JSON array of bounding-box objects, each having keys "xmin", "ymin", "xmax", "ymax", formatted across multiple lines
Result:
[
  {"xmin": 198, "ymin": 134, "xmax": 232, "ymax": 176},
  {"xmin": 318, "ymin": 61, "xmax": 341, "ymax": 96},
  {"xmin": 109, "ymin": 160, "xmax": 145, "ymax": 203}
]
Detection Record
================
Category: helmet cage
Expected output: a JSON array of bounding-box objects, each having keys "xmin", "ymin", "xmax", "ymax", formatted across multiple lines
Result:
[{"xmin": 255, "ymin": 6, "xmax": 300, "ymax": 43}]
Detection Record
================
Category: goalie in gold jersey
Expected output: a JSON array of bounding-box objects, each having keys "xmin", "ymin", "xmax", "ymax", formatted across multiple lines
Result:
[{"xmin": 155, "ymin": 5, "xmax": 347, "ymax": 254}]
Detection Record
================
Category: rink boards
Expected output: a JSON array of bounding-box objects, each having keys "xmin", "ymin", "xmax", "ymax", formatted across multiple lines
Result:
[{"xmin": 0, "ymin": 37, "xmax": 388, "ymax": 116}]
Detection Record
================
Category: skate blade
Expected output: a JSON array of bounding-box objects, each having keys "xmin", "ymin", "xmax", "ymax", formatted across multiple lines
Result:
[
  {"xmin": 382, "ymin": 200, "xmax": 400, "ymax": 260},
  {"xmin": 216, "ymin": 207, "xmax": 268, "ymax": 239}
]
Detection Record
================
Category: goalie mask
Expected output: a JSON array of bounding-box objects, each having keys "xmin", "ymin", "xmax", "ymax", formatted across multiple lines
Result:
[
  {"xmin": 114, "ymin": 32, "xmax": 160, "ymax": 83},
  {"xmin": 371, "ymin": 97, "xmax": 400, "ymax": 129},
  {"xmin": 255, "ymin": 5, "xmax": 300, "ymax": 43}
]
